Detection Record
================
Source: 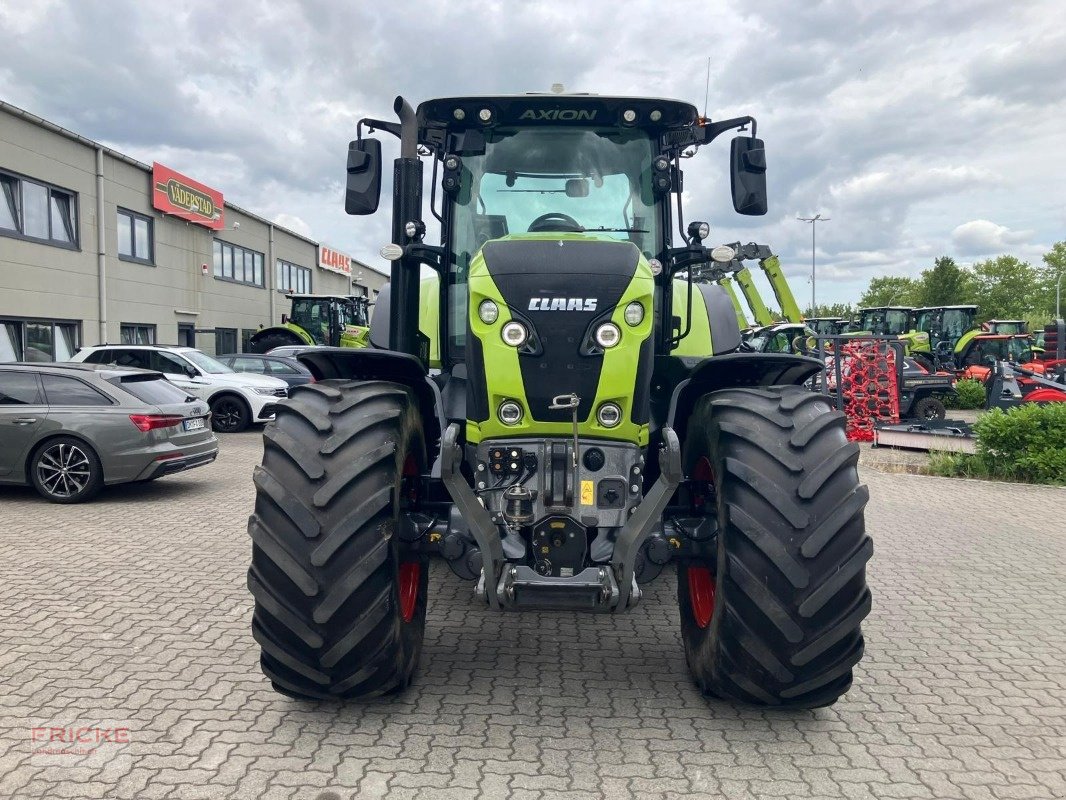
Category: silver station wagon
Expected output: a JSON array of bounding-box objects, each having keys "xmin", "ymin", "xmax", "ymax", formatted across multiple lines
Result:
[{"xmin": 0, "ymin": 363, "xmax": 218, "ymax": 503}]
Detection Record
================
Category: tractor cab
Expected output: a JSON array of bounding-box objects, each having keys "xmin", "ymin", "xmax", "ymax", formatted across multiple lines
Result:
[
  {"xmin": 985, "ymin": 319, "xmax": 1029, "ymax": 335},
  {"xmin": 805, "ymin": 317, "xmax": 849, "ymax": 336},
  {"xmin": 911, "ymin": 305, "xmax": 979, "ymax": 354},
  {"xmin": 856, "ymin": 306, "xmax": 912, "ymax": 336},
  {"xmin": 959, "ymin": 334, "xmax": 1035, "ymax": 368},
  {"xmin": 289, "ymin": 295, "xmax": 369, "ymax": 345}
]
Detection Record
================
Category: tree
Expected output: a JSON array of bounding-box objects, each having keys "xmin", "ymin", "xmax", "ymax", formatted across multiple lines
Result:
[
  {"xmin": 858, "ymin": 276, "xmax": 919, "ymax": 308},
  {"xmin": 914, "ymin": 256, "xmax": 977, "ymax": 308},
  {"xmin": 804, "ymin": 302, "xmax": 854, "ymax": 318},
  {"xmin": 970, "ymin": 256, "xmax": 1040, "ymax": 320},
  {"xmin": 1039, "ymin": 241, "xmax": 1066, "ymax": 319}
]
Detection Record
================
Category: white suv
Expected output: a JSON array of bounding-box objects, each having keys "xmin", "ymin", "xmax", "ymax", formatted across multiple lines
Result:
[{"xmin": 71, "ymin": 345, "xmax": 288, "ymax": 433}]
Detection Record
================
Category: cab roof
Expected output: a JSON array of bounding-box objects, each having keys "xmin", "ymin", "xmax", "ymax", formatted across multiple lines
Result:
[{"xmin": 417, "ymin": 94, "xmax": 700, "ymax": 135}]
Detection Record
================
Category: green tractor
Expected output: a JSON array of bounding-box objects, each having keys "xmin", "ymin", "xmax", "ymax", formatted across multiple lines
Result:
[
  {"xmin": 909, "ymin": 305, "xmax": 980, "ymax": 363},
  {"xmin": 847, "ymin": 305, "xmax": 929, "ymax": 353},
  {"xmin": 247, "ymin": 294, "xmax": 371, "ymax": 353},
  {"xmin": 245, "ymin": 93, "xmax": 871, "ymax": 708}
]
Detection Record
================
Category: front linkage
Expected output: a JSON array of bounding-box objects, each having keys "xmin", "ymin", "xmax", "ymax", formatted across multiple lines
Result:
[{"xmin": 438, "ymin": 421, "xmax": 683, "ymax": 612}]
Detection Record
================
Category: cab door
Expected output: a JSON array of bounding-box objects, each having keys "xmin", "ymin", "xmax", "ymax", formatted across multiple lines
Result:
[{"xmin": 0, "ymin": 370, "xmax": 47, "ymax": 479}]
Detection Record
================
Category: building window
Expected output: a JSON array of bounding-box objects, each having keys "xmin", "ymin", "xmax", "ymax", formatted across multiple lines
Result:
[
  {"xmin": 178, "ymin": 323, "xmax": 196, "ymax": 348},
  {"xmin": 0, "ymin": 169, "xmax": 78, "ymax": 248},
  {"xmin": 241, "ymin": 328, "xmax": 258, "ymax": 352},
  {"xmin": 117, "ymin": 208, "xmax": 154, "ymax": 263},
  {"xmin": 213, "ymin": 240, "xmax": 264, "ymax": 287},
  {"xmin": 0, "ymin": 317, "xmax": 80, "ymax": 362},
  {"xmin": 277, "ymin": 259, "xmax": 311, "ymax": 294},
  {"xmin": 120, "ymin": 324, "xmax": 156, "ymax": 345}
]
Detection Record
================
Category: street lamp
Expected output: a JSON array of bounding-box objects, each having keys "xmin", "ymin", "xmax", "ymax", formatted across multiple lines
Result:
[
  {"xmin": 1057, "ymin": 270, "xmax": 1064, "ymax": 320},
  {"xmin": 798, "ymin": 214, "xmax": 830, "ymax": 315}
]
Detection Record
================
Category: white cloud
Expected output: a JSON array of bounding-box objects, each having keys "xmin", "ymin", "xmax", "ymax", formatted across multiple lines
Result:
[{"xmin": 951, "ymin": 220, "xmax": 1033, "ymax": 256}]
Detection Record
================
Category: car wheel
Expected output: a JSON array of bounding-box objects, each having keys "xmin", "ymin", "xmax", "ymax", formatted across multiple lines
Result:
[
  {"xmin": 211, "ymin": 395, "xmax": 251, "ymax": 433},
  {"xmin": 30, "ymin": 437, "xmax": 104, "ymax": 504}
]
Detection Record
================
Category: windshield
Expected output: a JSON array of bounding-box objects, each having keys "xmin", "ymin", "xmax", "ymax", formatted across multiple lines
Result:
[
  {"xmin": 182, "ymin": 350, "xmax": 233, "ymax": 374},
  {"xmin": 446, "ymin": 127, "xmax": 660, "ymax": 358},
  {"xmin": 964, "ymin": 337, "xmax": 1031, "ymax": 366}
]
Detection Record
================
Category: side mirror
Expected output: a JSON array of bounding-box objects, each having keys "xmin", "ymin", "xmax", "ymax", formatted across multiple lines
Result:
[
  {"xmin": 730, "ymin": 136, "xmax": 768, "ymax": 216},
  {"xmin": 345, "ymin": 138, "xmax": 382, "ymax": 215},
  {"xmin": 281, "ymin": 313, "xmax": 288, "ymax": 324},
  {"xmin": 185, "ymin": 366, "xmax": 199, "ymax": 378}
]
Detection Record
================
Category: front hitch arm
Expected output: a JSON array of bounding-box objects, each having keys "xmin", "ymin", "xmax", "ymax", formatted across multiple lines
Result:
[
  {"xmin": 440, "ymin": 423, "xmax": 506, "ymax": 609},
  {"xmin": 611, "ymin": 426, "xmax": 683, "ymax": 611}
]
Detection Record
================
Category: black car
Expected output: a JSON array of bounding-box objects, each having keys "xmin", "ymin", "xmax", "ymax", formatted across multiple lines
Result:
[{"xmin": 216, "ymin": 354, "xmax": 314, "ymax": 388}]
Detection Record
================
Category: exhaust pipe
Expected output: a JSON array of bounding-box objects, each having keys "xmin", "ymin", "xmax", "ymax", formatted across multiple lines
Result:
[{"xmin": 394, "ymin": 96, "xmax": 417, "ymax": 160}]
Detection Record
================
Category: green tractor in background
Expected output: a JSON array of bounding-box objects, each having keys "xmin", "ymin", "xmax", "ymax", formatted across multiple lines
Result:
[
  {"xmin": 247, "ymin": 294, "xmax": 371, "ymax": 353},
  {"xmin": 845, "ymin": 305, "xmax": 929, "ymax": 354},
  {"xmin": 910, "ymin": 305, "xmax": 979, "ymax": 364},
  {"xmin": 245, "ymin": 92, "xmax": 871, "ymax": 708}
]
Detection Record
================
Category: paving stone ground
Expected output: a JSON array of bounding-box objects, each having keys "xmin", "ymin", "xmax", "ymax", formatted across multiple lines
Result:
[{"xmin": 1, "ymin": 430, "xmax": 1063, "ymax": 799}]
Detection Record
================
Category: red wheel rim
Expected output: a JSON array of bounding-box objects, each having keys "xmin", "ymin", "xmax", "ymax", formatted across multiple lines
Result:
[
  {"xmin": 687, "ymin": 565, "xmax": 716, "ymax": 629},
  {"xmin": 398, "ymin": 562, "xmax": 420, "ymax": 622}
]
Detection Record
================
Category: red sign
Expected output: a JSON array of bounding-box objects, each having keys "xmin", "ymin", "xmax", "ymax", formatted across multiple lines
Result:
[
  {"xmin": 151, "ymin": 163, "xmax": 224, "ymax": 229},
  {"xmin": 318, "ymin": 244, "xmax": 352, "ymax": 276}
]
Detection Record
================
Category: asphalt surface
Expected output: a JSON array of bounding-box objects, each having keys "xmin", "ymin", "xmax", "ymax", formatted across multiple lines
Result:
[{"xmin": 1, "ymin": 430, "xmax": 1064, "ymax": 799}]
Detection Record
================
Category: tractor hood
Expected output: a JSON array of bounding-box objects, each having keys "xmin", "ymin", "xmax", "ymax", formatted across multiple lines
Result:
[{"xmin": 466, "ymin": 235, "xmax": 654, "ymax": 442}]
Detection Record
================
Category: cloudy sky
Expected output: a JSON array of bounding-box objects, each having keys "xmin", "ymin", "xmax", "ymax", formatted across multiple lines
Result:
[{"xmin": 1, "ymin": 0, "xmax": 1063, "ymax": 304}]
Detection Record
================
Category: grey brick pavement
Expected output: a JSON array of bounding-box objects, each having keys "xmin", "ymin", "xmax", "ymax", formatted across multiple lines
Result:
[{"xmin": 0, "ymin": 432, "xmax": 1064, "ymax": 799}]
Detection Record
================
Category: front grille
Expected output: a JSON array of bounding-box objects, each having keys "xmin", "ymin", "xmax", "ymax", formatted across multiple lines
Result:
[{"xmin": 272, "ymin": 388, "xmax": 288, "ymax": 398}]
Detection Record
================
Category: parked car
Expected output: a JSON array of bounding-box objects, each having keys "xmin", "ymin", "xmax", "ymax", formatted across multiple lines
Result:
[
  {"xmin": 0, "ymin": 363, "xmax": 218, "ymax": 503},
  {"xmin": 263, "ymin": 345, "xmax": 322, "ymax": 358},
  {"xmin": 70, "ymin": 345, "xmax": 288, "ymax": 433},
  {"xmin": 216, "ymin": 353, "xmax": 313, "ymax": 388}
]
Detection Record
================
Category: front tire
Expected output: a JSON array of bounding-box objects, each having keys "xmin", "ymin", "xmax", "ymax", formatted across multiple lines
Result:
[
  {"xmin": 247, "ymin": 380, "xmax": 428, "ymax": 700},
  {"xmin": 679, "ymin": 386, "xmax": 872, "ymax": 708},
  {"xmin": 211, "ymin": 394, "xmax": 251, "ymax": 433},
  {"xmin": 912, "ymin": 396, "xmax": 946, "ymax": 421}
]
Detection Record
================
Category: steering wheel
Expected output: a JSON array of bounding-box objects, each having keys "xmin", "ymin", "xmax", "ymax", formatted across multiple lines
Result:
[{"xmin": 527, "ymin": 212, "xmax": 584, "ymax": 233}]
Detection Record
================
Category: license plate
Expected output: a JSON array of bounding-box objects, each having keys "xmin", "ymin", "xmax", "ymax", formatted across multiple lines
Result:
[{"xmin": 183, "ymin": 417, "xmax": 206, "ymax": 431}]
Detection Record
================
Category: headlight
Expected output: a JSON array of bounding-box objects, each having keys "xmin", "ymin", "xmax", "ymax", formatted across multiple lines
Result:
[
  {"xmin": 250, "ymin": 387, "xmax": 281, "ymax": 395},
  {"xmin": 624, "ymin": 302, "xmax": 644, "ymax": 327},
  {"xmin": 501, "ymin": 321, "xmax": 528, "ymax": 347},
  {"xmin": 597, "ymin": 402, "xmax": 622, "ymax": 428},
  {"xmin": 594, "ymin": 322, "xmax": 621, "ymax": 348},
  {"xmin": 498, "ymin": 400, "xmax": 523, "ymax": 425},
  {"xmin": 478, "ymin": 299, "xmax": 499, "ymax": 324}
]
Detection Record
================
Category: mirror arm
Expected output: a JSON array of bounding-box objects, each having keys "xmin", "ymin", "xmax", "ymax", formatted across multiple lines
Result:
[
  {"xmin": 702, "ymin": 115, "xmax": 757, "ymax": 143},
  {"xmin": 357, "ymin": 118, "xmax": 402, "ymax": 141}
]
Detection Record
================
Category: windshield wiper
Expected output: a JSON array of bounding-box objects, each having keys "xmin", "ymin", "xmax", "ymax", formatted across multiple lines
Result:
[{"xmin": 582, "ymin": 227, "xmax": 648, "ymax": 233}]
